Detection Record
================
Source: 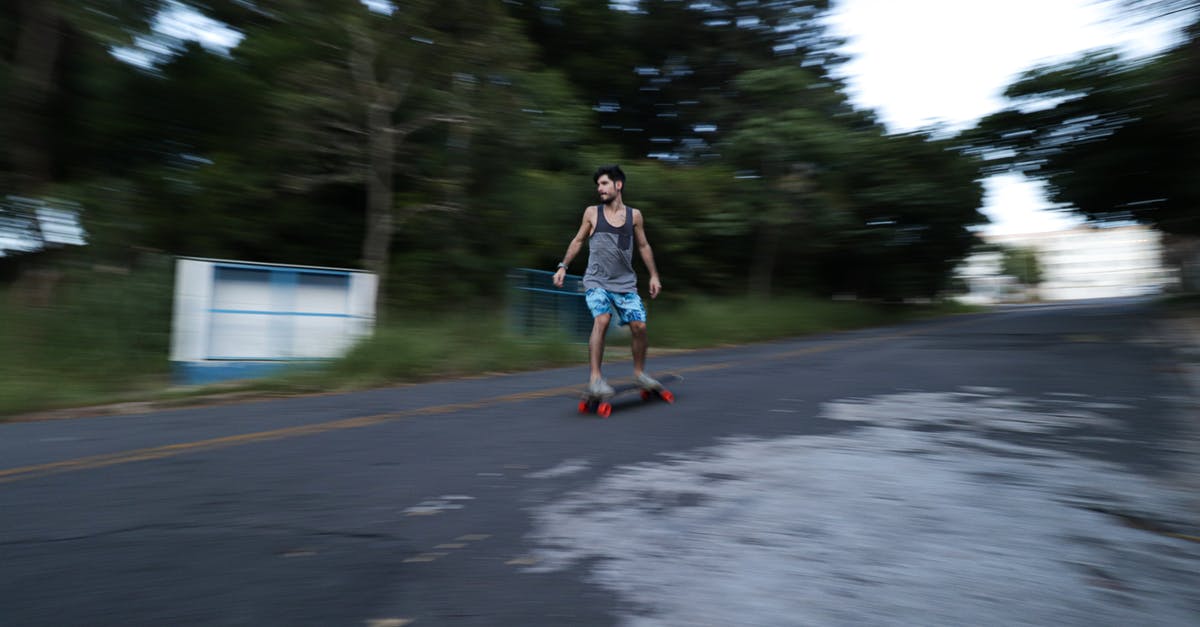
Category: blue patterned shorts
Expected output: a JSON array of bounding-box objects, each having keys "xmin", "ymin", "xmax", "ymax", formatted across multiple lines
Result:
[{"xmin": 584, "ymin": 288, "xmax": 647, "ymax": 326}]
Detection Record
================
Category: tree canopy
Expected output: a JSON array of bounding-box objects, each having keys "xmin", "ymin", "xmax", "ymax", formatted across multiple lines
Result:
[
  {"xmin": 968, "ymin": 4, "xmax": 1200, "ymax": 235},
  {"xmin": 1, "ymin": 0, "xmax": 991, "ymax": 309}
]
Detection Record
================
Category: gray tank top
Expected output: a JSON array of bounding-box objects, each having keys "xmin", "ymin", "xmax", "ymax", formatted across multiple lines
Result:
[{"xmin": 583, "ymin": 204, "xmax": 637, "ymax": 292}]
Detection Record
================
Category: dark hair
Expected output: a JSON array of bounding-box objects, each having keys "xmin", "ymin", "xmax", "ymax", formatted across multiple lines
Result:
[{"xmin": 593, "ymin": 164, "xmax": 626, "ymax": 185}]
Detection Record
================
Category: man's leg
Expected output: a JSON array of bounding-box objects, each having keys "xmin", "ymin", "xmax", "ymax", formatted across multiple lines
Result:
[
  {"xmin": 589, "ymin": 313, "xmax": 612, "ymax": 383},
  {"xmin": 618, "ymin": 293, "xmax": 658, "ymax": 389},
  {"xmin": 629, "ymin": 320, "xmax": 648, "ymax": 377}
]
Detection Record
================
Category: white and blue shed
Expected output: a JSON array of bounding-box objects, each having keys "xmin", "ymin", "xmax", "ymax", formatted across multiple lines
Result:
[{"xmin": 170, "ymin": 257, "xmax": 377, "ymax": 384}]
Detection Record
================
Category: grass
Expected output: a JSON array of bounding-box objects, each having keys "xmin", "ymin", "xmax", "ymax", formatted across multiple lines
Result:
[
  {"xmin": 0, "ymin": 262, "xmax": 980, "ymax": 418},
  {"xmin": 257, "ymin": 316, "xmax": 584, "ymax": 394},
  {"xmin": 0, "ymin": 258, "xmax": 175, "ymax": 416}
]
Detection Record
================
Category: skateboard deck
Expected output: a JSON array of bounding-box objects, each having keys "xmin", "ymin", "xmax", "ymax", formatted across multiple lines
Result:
[{"xmin": 578, "ymin": 373, "xmax": 681, "ymax": 418}]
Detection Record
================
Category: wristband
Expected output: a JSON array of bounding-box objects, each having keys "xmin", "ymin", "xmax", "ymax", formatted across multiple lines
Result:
[{"xmin": 556, "ymin": 262, "xmax": 567, "ymax": 270}]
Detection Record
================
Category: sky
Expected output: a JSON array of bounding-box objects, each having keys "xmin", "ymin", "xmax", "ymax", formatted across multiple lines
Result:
[
  {"xmin": 111, "ymin": 0, "xmax": 243, "ymax": 68},
  {"xmin": 824, "ymin": 0, "xmax": 1190, "ymax": 235}
]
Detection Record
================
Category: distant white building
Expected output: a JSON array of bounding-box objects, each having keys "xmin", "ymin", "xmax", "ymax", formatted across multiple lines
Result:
[{"xmin": 956, "ymin": 224, "xmax": 1172, "ymax": 303}]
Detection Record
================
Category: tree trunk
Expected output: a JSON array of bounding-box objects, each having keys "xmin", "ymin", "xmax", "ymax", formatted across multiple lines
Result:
[
  {"xmin": 7, "ymin": 0, "xmax": 63, "ymax": 192},
  {"xmin": 749, "ymin": 222, "xmax": 779, "ymax": 299},
  {"xmin": 361, "ymin": 102, "xmax": 396, "ymax": 322}
]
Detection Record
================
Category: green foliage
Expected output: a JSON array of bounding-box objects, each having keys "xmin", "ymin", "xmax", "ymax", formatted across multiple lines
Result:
[
  {"xmin": 721, "ymin": 67, "xmax": 985, "ymax": 298},
  {"xmin": 613, "ymin": 161, "xmax": 755, "ymax": 293},
  {"xmin": 1000, "ymin": 246, "xmax": 1044, "ymax": 286},
  {"xmin": 313, "ymin": 317, "xmax": 581, "ymax": 388},
  {"xmin": 0, "ymin": 255, "xmax": 174, "ymax": 415},
  {"xmin": 507, "ymin": 0, "xmax": 843, "ymax": 161},
  {"xmin": 970, "ymin": 16, "xmax": 1200, "ymax": 235}
]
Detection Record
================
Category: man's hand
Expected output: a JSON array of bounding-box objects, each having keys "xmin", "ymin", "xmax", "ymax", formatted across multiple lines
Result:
[
  {"xmin": 648, "ymin": 275, "xmax": 662, "ymax": 299},
  {"xmin": 553, "ymin": 267, "xmax": 566, "ymax": 288}
]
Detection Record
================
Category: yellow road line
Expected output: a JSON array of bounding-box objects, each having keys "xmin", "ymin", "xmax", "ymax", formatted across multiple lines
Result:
[
  {"xmin": 0, "ymin": 385, "xmax": 580, "ymax": 484},
  {"xmin": 0, "ymin": 316, "xmax": 978, "ymax": 485}
]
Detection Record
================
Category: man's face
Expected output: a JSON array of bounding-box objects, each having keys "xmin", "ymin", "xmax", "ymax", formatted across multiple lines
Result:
[{"xmin": 596, "ymin": 175, "xmax": 621, "ymax": 203}]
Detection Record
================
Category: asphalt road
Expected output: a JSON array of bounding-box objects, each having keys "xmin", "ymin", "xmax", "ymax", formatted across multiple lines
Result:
[{"xmin": 2, "ymin": 299, "xmax": 1197, "ymax": 626}]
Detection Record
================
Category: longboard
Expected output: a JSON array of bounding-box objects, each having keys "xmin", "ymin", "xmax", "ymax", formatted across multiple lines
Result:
[{"xmin": 578, "ymin": 373, "xmax": 681, "ymax": 418}]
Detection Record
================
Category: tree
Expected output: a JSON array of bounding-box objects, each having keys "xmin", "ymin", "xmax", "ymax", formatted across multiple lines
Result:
[
  {"xmin": 2, "ymin": 0, "xmax": 165, "ymax": 193},
  {"xmin": 1000, "ymin": 246, "xmax": 1044, "ymax": 294},
  {"xmin": 969, "ymin": 10, "xmax": 1200, "ymax": 235},
  {"xmin": 721, "ymin": 67, "xmax": 850, "ymax": 296},
  {"xmin": 227, "ymin": 0, "xmax": 543, "ymax": 314},
  {"xmin": 722, "ymin": 67, "xmax": 985, "ymax": 299},
  {"xmin": 508, "ymin": 0, "xmax": 846, "ymax": 161}
]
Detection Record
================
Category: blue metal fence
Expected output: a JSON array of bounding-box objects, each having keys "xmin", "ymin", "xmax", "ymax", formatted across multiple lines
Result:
[{"xmin": 507, "ymin": 267, "xmax": 592, "ymax": 340}]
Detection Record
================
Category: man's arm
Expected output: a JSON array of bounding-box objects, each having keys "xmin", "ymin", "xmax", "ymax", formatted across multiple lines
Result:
[
  {"xmin": 632, "ymin": 209, "xmax": 661, "ymax": 298},
  {"xmin": 553, "ymin": 206, "xmax": 596, "ymax": 288}
]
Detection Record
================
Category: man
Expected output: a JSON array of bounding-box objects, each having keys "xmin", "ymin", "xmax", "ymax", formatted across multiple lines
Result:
[{"xmin": 553, "ymin": 165, "xmax": 663, "ymax": 397}]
